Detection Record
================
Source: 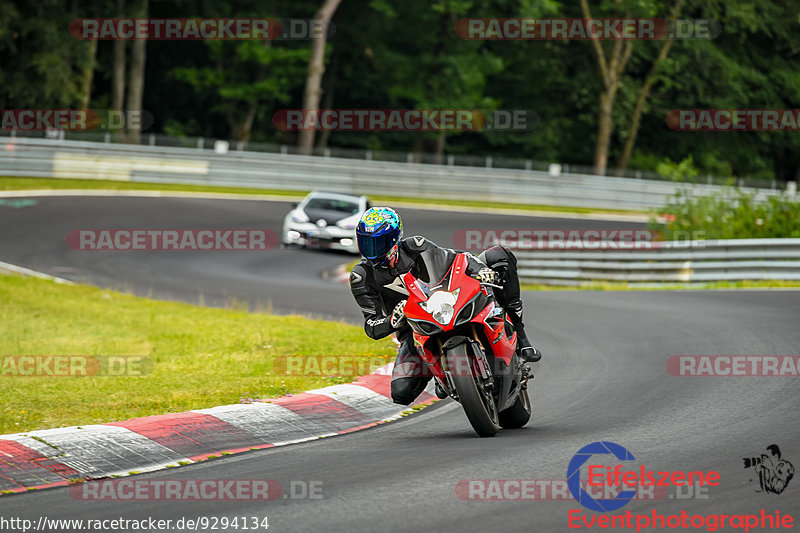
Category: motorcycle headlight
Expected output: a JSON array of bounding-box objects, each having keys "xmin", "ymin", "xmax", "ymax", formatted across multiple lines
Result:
[{"xmin": 420, "ymin": 288, "xmax": 460, "ymax": 326}]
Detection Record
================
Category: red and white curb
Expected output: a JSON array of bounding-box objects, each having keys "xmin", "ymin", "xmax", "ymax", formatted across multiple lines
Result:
[
  {"xmin": 0, "ymin": 259, "xmax": 74, "ymax": 285},
  {"xmin": 333, "ymin": 263, "xmax": 351, "ymax": 284},
  {"xmin": 0, "ymin": 363, "xmax": 436, "ymax": 495}
]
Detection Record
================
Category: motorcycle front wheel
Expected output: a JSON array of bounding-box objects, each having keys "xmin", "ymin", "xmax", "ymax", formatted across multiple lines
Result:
[{"xmin": 445, "ymin": 343, "xmax": 500, "ymax": 438}]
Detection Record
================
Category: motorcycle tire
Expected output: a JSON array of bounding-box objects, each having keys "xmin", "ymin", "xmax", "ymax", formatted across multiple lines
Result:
[
  {"xmin": 498, "ymin": 387, "xmax": 531, "ymax": 429},
  {"xmin": 445, "ymin": 343, "xmax": 500, "ymax": 438}
]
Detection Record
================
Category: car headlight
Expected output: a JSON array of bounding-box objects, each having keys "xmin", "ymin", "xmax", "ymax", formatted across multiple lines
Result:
[
  {"xmin": 420, "ymin": 288, "xmax": 460, "ymax": 326},
  {"xmin": 291, "ymin": 210, "xmax": 309, "ymax": 223},
  {"xmin": 336, "ymin": 214, "xmax": 359, "ymax": 229}
]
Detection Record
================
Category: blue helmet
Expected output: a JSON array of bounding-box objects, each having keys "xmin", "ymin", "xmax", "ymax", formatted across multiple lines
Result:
[{"xmin": 356, "ymin": 207, "xmax": 403, "ymax": 266}]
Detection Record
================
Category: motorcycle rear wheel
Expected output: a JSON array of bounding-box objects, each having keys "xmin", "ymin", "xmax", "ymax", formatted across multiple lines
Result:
[
  {"xmin": 498, "ymin": 388, "xmax": 531, "ymax": 429},
  {"xmin": 445, "ymin": 343, "xmax": 500, "ymax": 438}
]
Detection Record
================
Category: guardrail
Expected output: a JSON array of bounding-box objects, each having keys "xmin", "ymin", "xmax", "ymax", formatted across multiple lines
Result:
[
  {"xmin": 0, "ymin": 136, "xmax": 794, "ymax": 211},
  {"xmin": 4, "ymin": 129, "xmax": 783, "ymax": 188},
  {"xmin": 515, "ymin": 238, "xmax": 800, "ymax": 285}
]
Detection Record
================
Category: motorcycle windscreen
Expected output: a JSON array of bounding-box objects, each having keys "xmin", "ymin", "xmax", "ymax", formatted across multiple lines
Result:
[{"xmin": 415, "ymin": 247, "xmax": 458, "ymax": 285}]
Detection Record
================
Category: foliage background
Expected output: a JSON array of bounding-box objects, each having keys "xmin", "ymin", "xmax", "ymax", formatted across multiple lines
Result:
[{"xmin": 1, "ymin": 0, "xmax": 799, "ymax": 182}]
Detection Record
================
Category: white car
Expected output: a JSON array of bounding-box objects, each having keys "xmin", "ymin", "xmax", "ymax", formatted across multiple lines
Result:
[{"xmin": 281, "ymin": 191, "xmax": 371, "ymax": 254}]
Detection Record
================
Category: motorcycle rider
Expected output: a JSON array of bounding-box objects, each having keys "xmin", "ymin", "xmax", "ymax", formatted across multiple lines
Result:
[{"xmin": 349, "ymin": 207, "xmax": 542, "ymax": 405}]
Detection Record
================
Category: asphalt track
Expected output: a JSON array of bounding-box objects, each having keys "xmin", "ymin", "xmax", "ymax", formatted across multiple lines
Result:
[
  {"xmin": 1, "ymin": 194, "xmax": 799, "ymax": 532},
  {"xmin": 0, "ymin": 195, "xmax": 645, "ymax": 321}
]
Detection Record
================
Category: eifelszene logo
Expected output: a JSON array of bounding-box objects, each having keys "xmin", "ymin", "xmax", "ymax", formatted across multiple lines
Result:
[
  {"xmin": 567, "ymin": 441, "xmax": 721, "ymax": 512},
  {"xmin": 743, "ymin": 444, "xmax": 795, "ymax": 494},
  {"xmin": 567, "ymin": 441, "xmax": 637, "ymax": 512}
]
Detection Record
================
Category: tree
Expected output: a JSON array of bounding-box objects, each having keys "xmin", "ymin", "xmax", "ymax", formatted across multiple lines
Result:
[
  {"xmin": 616, "ymin": 0, "xmax": 683, "ymax": 174},
  {"xmin": 125, "ymin": 0, "xmax": 148, "ymax": 143},
  {"xmin": 75, "ymin": 0, "xmax": 103, "ymax": 109},
  {"xmin": 0, "ymin": 0, "xmax": 88, "ymax": 108},
  {"xmin": 580, "ymin": 0, "xmax": 633, "ymax": 175},
  {"xmin": 172, "ymin": 40, "xmax": 309, "ymax": 142},
  {"xmin": 3, "ymin": 0, "xmax": 795, "ymax": 185},
  {"xmin": 363, "ymin": 0, "xmax": 503, "ymax": 161},
  {"xmin": 298, "ymin": 0, "xmax": 343, "ymax": 155},
  {"xmin": 111, "ymin": 0, "xmax": 127, "ymax": 120},
  {"xmin": 581, "ymin": 0, "xmax": 692, "ymax": 176}
]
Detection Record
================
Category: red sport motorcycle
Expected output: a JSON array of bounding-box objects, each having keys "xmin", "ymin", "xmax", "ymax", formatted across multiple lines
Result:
[{"xmin": 402, "ymin": 252, "xmax": 533, "ymax": 437}]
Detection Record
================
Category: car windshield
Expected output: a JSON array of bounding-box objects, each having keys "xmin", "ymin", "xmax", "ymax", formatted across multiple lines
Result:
[{"xmin": 305, "ymin": 197, "xmax": 359, "ymax": 214}]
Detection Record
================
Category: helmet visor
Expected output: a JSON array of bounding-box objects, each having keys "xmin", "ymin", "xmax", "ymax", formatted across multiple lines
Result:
[{"xmin": 357, "ymin": 232, "xmax": 395, "ymax": 261}]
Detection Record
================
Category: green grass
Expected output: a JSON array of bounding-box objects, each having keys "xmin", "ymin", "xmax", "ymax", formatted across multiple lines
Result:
[
  {"xmin": 521, "ymin": 279, "xmax": 800, "ymax": 291},
  {"xmin": 0, "ymin": 273, "xmax": 394, "ymax": 434},
  {"xmin": 369, "ymin": 194, "xmax": 643, "ymax": 215},
  {"xmin": 0, "ymin": 176, "xmax": 644, "ymax": 216},
  {"xmin": 0, "ymin": 176, "xmax": 303, "ymax": 198}
]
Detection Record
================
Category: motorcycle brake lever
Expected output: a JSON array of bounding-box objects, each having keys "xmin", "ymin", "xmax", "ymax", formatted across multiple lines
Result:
[{"xmin": 481, "ymin": 282, "xmax": 504, "ymax": 289}]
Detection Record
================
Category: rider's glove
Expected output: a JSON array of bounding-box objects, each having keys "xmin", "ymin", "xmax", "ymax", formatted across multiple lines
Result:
[
  {"xmin": 476, "ymin": 267, "xmax": 501, "ymax": 285},
  {"xmin": 390, "ymin": 300, "xmax": 407, "ymax": 328}
]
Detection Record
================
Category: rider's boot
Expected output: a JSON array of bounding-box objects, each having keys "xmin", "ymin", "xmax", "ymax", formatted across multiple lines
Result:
[{"xmin": 506, "ymin": 299, "xmax": 542, "ymax": 363}]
